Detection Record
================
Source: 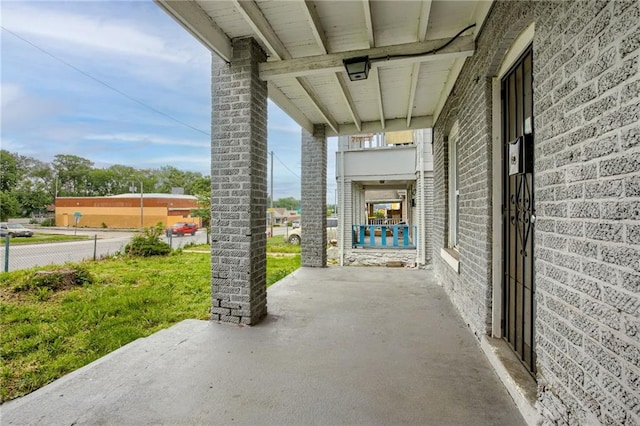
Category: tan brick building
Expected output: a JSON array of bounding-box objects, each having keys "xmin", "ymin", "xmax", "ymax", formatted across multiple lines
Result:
[{"xmin": 55, "ymin": 194, "xmax": 202, "ymax": 229}]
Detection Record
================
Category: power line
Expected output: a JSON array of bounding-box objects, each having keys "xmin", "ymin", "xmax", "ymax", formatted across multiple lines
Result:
[
  {"xmin": 1, "ymin": 25, "xmax": 210, "ymax": 137},
  {"xmin": 272, "ymin": 152, "xmax": 300, "ymax": 179}
]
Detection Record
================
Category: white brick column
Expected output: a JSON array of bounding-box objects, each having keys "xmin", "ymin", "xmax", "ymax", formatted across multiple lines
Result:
[
  {"xmin": 210, "ymin": 38, "xmax": 267, "ymax": 325},
  {"xmin": 301, "ymin": 125, "xmax": 327, "ymax": 267}
]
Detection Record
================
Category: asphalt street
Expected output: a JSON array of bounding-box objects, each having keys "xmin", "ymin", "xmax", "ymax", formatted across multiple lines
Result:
[
  {"xmin": 1, "ymin": 226, "xmax": 293, "ymax": 272},
  {"xmin": 1, "ymin": 231, "xmax": 209, "ymax": 272}
]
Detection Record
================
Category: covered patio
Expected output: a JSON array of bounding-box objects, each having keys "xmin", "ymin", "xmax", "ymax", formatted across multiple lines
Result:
[{"xmin": 1, "ymin": 267, "xmax": 524, "ymax": 425}]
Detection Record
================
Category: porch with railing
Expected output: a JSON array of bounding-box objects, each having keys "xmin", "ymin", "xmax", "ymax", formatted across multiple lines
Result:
[
  {"xmin": 345, "ymin": 131, "xmax": 415, "ymax": 150},
  {"xmin": 352, "ymin": 223, "xmax": 417, "ymax": 248}
]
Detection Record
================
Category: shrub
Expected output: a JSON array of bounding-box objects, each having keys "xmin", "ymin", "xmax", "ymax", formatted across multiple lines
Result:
[
  {"xmin": 40, "ymin": 218, "xmax": 55, "ymax": 227},
  {"xmin": 125, "ymin": 223, "xmax": 171, "ymax": 257}
]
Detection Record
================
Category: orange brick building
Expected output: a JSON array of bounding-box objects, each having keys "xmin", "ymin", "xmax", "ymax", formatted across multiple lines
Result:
[{"xmin": 55, "ymin": 194, "xmax": 202, "ymax": 229}]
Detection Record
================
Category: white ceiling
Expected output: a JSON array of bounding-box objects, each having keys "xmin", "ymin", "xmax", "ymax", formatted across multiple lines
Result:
[{"xmin": 155, "ymin": 0, "xmax": 493, "ymax": 136}]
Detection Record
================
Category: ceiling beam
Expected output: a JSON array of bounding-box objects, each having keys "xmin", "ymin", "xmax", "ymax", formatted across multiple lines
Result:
[
  {"xmin": 362, "ymin": 0, "xmax": 375, "ymax": 48},
  {"xmin": 371, "ymin": 68, "xmax": 385, "ymax": 130},
  {"xmin": 267, "ymin": 83, "xmax": 314, "ymax": 134},
  {"xmin": 417, "ymin": 0, "xmax": 432, "ymax": 41},
  {"xmin": 407, "ymin": 0, "xmax": 432, "ymax": 127},
  {"xmin": 326, "ymin": 115, "xmax": 433, "ymax": 137},
  {"xmin": 297, "ymin": 79, "xmax": 339, "ymax": 134},
  {"xmin": 231, "ymin": 0, "xmax": 289, "ymax": 60},
  {"xmin": 406, "ymin": 65, "xmax": 420, "ymax": 127},
  {"xmin": 259, "ymin": 35, "xmax": 475, "ymax": 80},
  {"xmin": 334, "ymin": 73, "xmax": 362, "ymax": 132},
  {"xmin": 155, "ymin": 0, "xmax": 232, "ymax": 62},
  {"xmin": 361, "ymin": 0, "xmax": 384, "ymax": 131},
  {"xmin": 433, "ymin": 57, "xmax": 466, "ymax": 124},
  {"xmin": 301, "ymin": 1, "xmax": 329, "ymax": 55},
  {"xmin": 232, "ymin": 0, "xmax": 339, "ymax": 133},
  {"xmin": 302, "ymin": 1, "xmax": 361, "ymax": 132}
]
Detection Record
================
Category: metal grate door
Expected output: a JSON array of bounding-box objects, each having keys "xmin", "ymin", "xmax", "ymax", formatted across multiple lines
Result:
[{"xmin": 502, "ymin": 47, "xmax": 536, "ymax": 374}]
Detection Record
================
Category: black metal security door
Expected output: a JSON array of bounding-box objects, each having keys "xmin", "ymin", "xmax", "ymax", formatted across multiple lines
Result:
[{"xmin": 502, "ymin": 47, "xmax": 536, "ymax": 374}]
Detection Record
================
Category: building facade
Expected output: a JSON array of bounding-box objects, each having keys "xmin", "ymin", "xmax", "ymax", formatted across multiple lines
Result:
[
  {"xmin": 55, "ymin": 194, "xmax": 201, "ymax": 229},
  {"xmin": 433, "ymin": 2, "xmax": 639, "ymax": 424},
  {"xmin": 336, "ymin": 130, "xmax": 434, "ymax": 267}
]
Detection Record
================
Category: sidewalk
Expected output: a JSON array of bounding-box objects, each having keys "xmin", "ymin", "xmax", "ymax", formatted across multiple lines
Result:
[{"xmin": 1, "ymin": 267, "xmax": 525, "ymax": 425}]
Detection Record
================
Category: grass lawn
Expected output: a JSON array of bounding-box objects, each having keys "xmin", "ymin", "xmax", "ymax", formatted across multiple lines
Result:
[
  {"xmin": 0, "ymin": 239, "xmax": 300, "ymax": 402},
  {"xmin": 1, "ymin": 233, "xmax": 91, "ymax": 245}
]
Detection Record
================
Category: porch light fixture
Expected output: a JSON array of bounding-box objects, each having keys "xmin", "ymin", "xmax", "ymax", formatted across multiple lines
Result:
[{"xmin": 343, "ymin": 56, "xmax": 370, "ymax": 81}]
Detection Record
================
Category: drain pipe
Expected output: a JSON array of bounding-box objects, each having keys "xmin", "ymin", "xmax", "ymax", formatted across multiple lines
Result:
[{"xmin": 339, "ymin": 149, "xmax": 345, "ymax": 266}]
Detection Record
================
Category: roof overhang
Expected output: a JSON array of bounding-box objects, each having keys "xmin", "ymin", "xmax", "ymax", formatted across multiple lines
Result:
[{"xmin": 155, "ymin": 0, "xmax": 493, "ymax": 137}]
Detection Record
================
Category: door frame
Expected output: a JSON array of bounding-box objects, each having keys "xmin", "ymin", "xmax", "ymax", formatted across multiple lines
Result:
[{"xmin": 491, "ymin": 23, "xmax": 535, "ymax": 339}]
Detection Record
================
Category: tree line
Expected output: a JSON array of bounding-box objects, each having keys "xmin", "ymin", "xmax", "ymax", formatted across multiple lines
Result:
[
  {"xmin": 0, "ymin": 150, "xmax": 301, "ymax": 221},
  {"xmin": 0, "ymin": 150, "xmax": 210, "ymax": 221}
]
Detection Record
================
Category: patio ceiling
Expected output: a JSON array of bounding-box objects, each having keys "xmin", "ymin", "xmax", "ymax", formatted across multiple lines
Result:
[{"xmin": 155, "ymin": 0, "xmax": 492, "ymax": 136}]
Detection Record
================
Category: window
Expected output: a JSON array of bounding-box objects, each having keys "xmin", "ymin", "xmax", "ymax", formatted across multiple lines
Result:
[{"xmin": 448, "ymin": 123, "xmax": 459, "ymax": 249}]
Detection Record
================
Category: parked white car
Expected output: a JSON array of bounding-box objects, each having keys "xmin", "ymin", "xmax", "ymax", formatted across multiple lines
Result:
[
  {"xmin": 0, "ymin": 222, "xmax": 34, "ymax": 237},
  {"xmin": 286, "ymin": 218, "xmax": 338, "ymax": 245}
]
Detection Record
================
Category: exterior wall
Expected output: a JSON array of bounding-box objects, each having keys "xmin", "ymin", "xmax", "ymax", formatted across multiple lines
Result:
[
  {"xmin": 210, "ymin": 38, "xmax": 268, "ymax": 325},
  {"xmin": 54, "ymin": 196, "xmax": 200, "ymax": 228},
  {"xmin": 421, "ymin": 172, "xmax": 434, "ymax": 265},
  {"xmin": 301, "ymin": 125, "xmax": 327, "ymax": 267},
  {"xmin": 56, "ymin": 206, "xmax": 166, "ymax": 228},
  {"xmin": 416, "ymin": 129, "xmax": 434, "ymax": 265},
  {"xmin": 342, "ymin": 146, "xmax": 416, "ymax": 181},
  {"xmin": 433, "ymin": 1, "xmax": 640, "ymax": 424}
]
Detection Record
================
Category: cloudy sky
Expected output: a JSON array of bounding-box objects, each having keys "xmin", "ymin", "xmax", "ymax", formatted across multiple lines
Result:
[{"xmin": 1, "ymin": 0, "xmax": 337, "ymax": 202}]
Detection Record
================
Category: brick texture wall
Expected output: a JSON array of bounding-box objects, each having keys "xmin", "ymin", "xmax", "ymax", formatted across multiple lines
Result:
[
  {"xmin": 433, "ymin": 1, "xmax": 640, "ymax": 424},
  {"xmin": 301, "ymin": 125, "xmax": 327, "ymax": 267},
  {"xmin": 533, "ymin": 1, "xmax": 640, "ymax": 424},
  {"xmin": 210, "ymin": 38, "xmax": 268, "ymax": 325}
]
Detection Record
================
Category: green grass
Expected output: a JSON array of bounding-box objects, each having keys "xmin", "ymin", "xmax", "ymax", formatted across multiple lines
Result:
[
  {"xmin": 267, "ymin": 254, "xmax": 301, "ymax": 286},
  {"xmin": 0, "ymin": 243, "xmax": 300, "ymax": 402},
  {"xmin": 267, "ymin": 236, "xmax": 301, "ymax": 253},
  {"xmin": 1, "ymin": 233, "xmax": 91, "ymax": 245}
]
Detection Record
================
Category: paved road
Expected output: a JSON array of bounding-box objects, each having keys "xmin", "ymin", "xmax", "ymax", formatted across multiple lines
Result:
[{"xmin": 1, "ymin": 231, "xmax": 209, "ymax": 272}]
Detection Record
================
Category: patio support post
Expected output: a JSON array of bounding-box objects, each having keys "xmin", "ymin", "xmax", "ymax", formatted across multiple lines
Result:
[
  {"xmin": 211, "ymin": 38, "xmax": 268, "ymax": 325},
  {"xmin": 301, "ymin": 125, "xmax": 327, "ymax": 267}
]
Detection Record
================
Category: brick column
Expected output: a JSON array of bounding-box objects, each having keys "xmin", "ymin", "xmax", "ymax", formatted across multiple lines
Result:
[
  {"xmin": 210, "ymin": 38, "xmax": 267, "ymax": 325},
  {"xmin": 301, "ymin": 125, "xmax": 327, "ymax": 267}
]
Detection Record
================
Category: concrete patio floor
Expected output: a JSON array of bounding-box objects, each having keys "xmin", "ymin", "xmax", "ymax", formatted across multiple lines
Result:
[{"xmin": 2, "ymin": 267, "xmax": 525, "ymax": 425}]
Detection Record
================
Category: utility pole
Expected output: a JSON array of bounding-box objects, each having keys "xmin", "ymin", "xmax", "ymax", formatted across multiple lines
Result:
[{"xmin": 270, "ymin": 150, "xmax": 274, "ymax": 238}]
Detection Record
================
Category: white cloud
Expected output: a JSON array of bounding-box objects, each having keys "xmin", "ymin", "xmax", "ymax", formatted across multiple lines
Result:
[
  {"xmin": 84, "ymin": 133, "xmax": 210, "ymax": 149},
  {"xmin": 1, "ymin": 3, "xmax": 192, "ymax": 64},
  {"xmin": 0, "ymin": 83, "xmax": 64, "ymax": 129},
  {"xmin": 0, "ymin": 137, "xmax": 27, "ymax": 153},
  {"xmin": 140, "ymin": 155, "xmax": 210, "ymax": 165}
]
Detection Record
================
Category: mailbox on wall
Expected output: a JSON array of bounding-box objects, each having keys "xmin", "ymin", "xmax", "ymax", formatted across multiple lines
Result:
[{"xmin": 508, "ymin": 133, "xmax": 533, "ymax": 175}]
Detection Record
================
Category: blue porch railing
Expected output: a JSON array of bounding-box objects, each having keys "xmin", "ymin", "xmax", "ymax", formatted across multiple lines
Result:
[{"xmin": 352, "ymin": 224, "xmax": 417, "ymax": 249}]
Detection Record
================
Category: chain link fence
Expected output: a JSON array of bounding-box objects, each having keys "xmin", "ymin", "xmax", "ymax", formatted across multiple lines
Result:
[{"xmin": 1, "ymin": 230, "xmax": 209, "ymax": 273}]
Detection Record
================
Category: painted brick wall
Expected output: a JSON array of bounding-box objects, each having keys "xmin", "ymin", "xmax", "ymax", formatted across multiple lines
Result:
[
  {"xmin": 424, "ymin": 175, "xmax": 434, "ymax": 264},
  {"xmin": 210, "ymin": 38, "xmax": 268, "ymax": 325},
  {"xmin": 532, "ymin": 1, "xmax": 640, "ymax": 424},
  {"xmin": 432, "ymin": 56, "xmax": 494, "ymax": 338},
  {"xmin": 301, "ymin": 125, "xmax": 327, "ymax": 267},
  {"xmin": 433, "ymin": 1, "xmax": 640, "ymax": 424}
]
